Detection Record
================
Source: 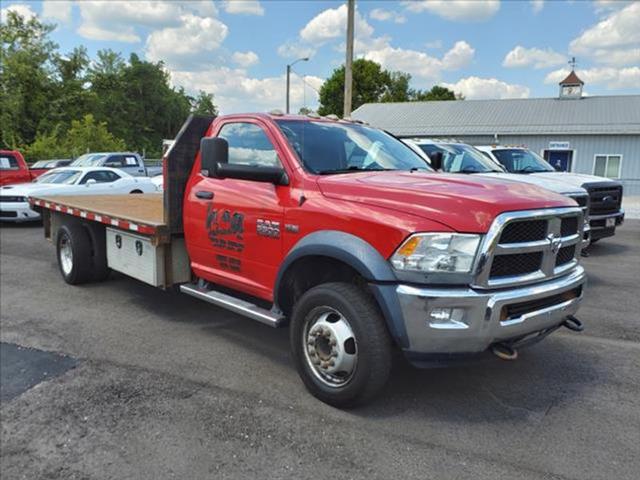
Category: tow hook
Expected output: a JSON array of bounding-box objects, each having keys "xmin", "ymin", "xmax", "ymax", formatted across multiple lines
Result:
[
  {"xmin": 491, "ymin": 343, "xmax": 518, "ymax": 361},
  {"xmin": 563, "ymin": 315, "xmax": 584, "ymax": 332}
]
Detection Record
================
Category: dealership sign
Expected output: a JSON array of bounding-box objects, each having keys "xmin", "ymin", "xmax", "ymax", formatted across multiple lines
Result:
[{"xmin": 549, "ymin": 141, "xmax": 571, "ymax": 150}]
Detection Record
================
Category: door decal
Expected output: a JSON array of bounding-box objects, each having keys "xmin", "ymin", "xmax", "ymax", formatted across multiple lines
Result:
[{"xmin": 205, "ymin": 199, "xmax": 245, "ymax": 253}]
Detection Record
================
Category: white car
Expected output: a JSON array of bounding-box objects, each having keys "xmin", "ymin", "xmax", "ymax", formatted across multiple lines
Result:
[
  {"xmin": 0, "ymin": 167, "xmax": 158, "ymax": 222},
  {"xmin": 403, "ymin": 139, "xmax": 592, "ymax": 248},
  {"xmin": 151, "ymin": 174, "xmax": 163, "ymax": 191},
  {"xmin": 475, "ymin": 146, "xmax": 624, "ymax": 242}
]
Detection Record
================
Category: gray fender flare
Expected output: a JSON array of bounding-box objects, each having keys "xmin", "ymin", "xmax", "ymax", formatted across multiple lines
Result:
[{"xmin": 274, "ymin": 230, "xmax": 409, "ymax": 348}]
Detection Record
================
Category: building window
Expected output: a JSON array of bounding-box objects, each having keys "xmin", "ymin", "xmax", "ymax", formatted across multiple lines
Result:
[{"xmin": 593, "ymin": 154, "xmax": 621, "ymax": 179}]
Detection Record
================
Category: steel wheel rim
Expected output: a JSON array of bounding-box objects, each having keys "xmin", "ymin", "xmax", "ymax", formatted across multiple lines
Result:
[
  {"xmin": 303, "ymin": 306, "xmax": 358, "ymax": 388},
  {"xmin": 59, "ymin": 236, "xmax": 73, "ymax": 275}
]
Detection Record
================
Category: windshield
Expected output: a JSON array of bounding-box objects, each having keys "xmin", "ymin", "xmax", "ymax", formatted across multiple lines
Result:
[
  {"xmin": 35, "ymin": 170, "xmax": 82, "ymax": 184},
  {"xmin": 72, "ymin": 153, "xmax": 106, "ymax": 166},
  {"xmin": 276, "ymin": 120, "xmax": 431, "ymax": 174},
  {"xmin": 418, "ymin": 143, "xmax": 503, "ymax": 173},
  {"xmin": 491, "ymin": 149, "xmax": 554, "ymax": 173}
]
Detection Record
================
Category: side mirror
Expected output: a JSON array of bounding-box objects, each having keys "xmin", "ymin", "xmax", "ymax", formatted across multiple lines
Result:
[
  {"xmin": 429, "ymin": 151, "xmax": 443, "ymax": 171},
  {"xmin": 200, "ymin": 136, "xmax": 228, "ymax": 176},
  {"xmin": 200, "ymin": 136, "xmax": 288, "ymax": 185},
  {"xmin": 85, "ymin": 178, "xmax": 97, "ymax": 186},
  {"xmin": 215, "ymin": 163, "xmax": 289, "ymax": 185}
]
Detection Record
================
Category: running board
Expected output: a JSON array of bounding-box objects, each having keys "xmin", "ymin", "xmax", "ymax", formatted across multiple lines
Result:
[{"xmin": 180, "ymin": 283, "xmax": 285, "ymax": 328}]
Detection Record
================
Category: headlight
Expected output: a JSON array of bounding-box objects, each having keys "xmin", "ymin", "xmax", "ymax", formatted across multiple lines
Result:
[{"xmin": 390, "ymin": 233, "xmax": 481, "ymax": 273}]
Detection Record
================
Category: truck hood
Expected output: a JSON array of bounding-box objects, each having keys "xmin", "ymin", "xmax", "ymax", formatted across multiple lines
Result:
[
  {"xmin": 477, "ymin": 172, "xmax": 587, "ymax": 196},
  {"xmin": 316, "ymin": 171, "xmax": 574, "ymax": 233},
  {"xmin": 527, "ymin": 172, "xmax": 621, "ymax": 188},
  {"xmin": 0, "ymin": 182, "xmax": 73, "ymax": 197}
]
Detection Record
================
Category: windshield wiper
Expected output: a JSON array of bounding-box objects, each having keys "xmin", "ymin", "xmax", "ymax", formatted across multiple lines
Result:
[
  {"xmin": 513, "ymin": 169, "xmax": 547, "ymax": 174},
  {"xmin": 317, "ymin": 166, "xmax": 397, "ymax": 175}
]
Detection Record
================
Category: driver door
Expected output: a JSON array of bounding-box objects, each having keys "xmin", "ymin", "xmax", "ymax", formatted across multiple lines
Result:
[{"xmin": 184, "ymin": 120, "xmax": 287, "ymax": 301}]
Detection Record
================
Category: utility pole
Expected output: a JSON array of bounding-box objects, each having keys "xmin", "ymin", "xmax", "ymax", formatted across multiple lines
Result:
[
  {"xmin": 343, "ymin": 0, "xmax": 355, "ymax": 118},
  {"xmin": 285, "ymin": 57, "xmax": 309, "ymax": 114},
  {"xmin": 286, "ymin": 64, "xmax": 291, "ymax": 114}
]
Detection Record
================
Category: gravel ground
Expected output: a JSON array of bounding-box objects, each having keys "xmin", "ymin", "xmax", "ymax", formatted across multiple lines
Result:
[{"xmin": 1, "ymin": 220, "xmax": 639, "ymax": 480}]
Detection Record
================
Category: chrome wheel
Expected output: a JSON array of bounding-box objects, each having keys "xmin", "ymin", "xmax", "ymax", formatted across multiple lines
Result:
[
  {"xmin": 59, "ymin": 235, "xmax": 73, "ymax": 275},
  {"xmin": 303, "ymin": 307, "xmax": 358, "ymax": 388}
]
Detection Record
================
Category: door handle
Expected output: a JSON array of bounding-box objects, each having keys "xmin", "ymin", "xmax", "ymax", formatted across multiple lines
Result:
[{"xmin": 195, "ymin": 190, "xmax": 214, "ymax": 199}]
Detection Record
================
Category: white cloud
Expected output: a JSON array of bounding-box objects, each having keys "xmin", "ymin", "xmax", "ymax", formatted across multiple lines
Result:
[
  {"xmin": 364, "ymin": 41, "xmax": 475, "ymax": 83},
  {"xmin": 277, "ymin": 41, "xmax": 316, "ymax": 60},
  {"xmin": 570, "ymin": 2, "xmax": 640, "ymax": 67},
  {"xmin": 370, "ymin": 8, "xmax": 406, "ymax": 23},
  {"xmin": 222, "ymin": 1, "xmax": 264, "ymax": 16},
  {"xmin": 503, "ymin": 45, "xmax": 566, "ymax": 69},
  {"xmin": 232, "ymin": 50, "xmax": 259, "ymax": 67},
  {"xmin": 41, "ymin": 0, "xmax": 73, "ymax": 24},
  {"xmin": 545, "ymin": 67, "xmax": 640, "ymax": 90},
  {"xmin": 425, "ymin": 40, "xmax": 443, "ymax": 49},
  {"xmin": 402, "ymin": 0, "xmax": 500, "ymax": 22},
  {"xmin": 146, "ymin": 14, "xmax": 228, "ymax": 69},
  {"xmin": 170, "ymin": 68, "xmax": 323, "ymax": 113},
  {"xmin": 300, "ymin": 4, "xmax": 373, "ymax": 44},
  {"xmin": 0, "ymin": 3, "xmax": 37, "ymax": 21},
  {"xmin": 441, "ymin": 77, "xmax": 530, "ymax": 99},
  {"xmin": 77, "ymin": 1, "xmax": 187, "ymax": 43},
  {"xmin": 531, "ymin": 0, "xmax": 544, "ymax": 14}
]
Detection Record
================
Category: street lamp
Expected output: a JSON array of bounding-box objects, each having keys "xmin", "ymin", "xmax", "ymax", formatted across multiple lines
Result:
[{"xmin": 286, "ymin": 57, "xmax": 309, "ymax": 114}]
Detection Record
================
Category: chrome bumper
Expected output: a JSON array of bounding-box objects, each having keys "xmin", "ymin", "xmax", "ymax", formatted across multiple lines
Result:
[
  {"xmin": 396, "ymin": 266, "xmax": 586, "ymax": 355},
  {"xmin": 589, "ymin": 210, "xmax": 624, "ymax": 230}
]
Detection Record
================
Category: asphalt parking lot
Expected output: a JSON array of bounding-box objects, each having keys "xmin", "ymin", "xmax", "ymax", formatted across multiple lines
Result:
[{"xmin": 1, "ymin": 221, "xmax": 639, "ymax": 480}]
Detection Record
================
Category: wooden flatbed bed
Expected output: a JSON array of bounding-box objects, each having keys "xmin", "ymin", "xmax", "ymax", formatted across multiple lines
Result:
[{"xmin": 31, "ymin": 194, "xmax": 167, "ymax": 238}]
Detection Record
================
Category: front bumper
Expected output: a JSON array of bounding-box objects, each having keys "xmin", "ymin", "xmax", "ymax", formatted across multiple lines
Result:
[
  {"xmin": 395, "ymin": 266, "xmax": 586, "ymax": 358},
  {"xmin": 589, "ymin": 210, "xmax": 624, "ymax": 240},
  {"xmin": 0, "ymin": 202, "xmax": 41, "ymax": 222}
]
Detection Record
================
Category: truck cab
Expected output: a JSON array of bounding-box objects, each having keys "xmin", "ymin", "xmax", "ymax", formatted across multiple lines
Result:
[
  {"xmin": 32, "ymin": 113, "xmax": 588, "ymax": 407},
  {"xmin": 71, "ymin": 152, "xmax": 150, "ymax": 177},
  {"xmin": 476, "ymin": 146, "xmax": 624, "ymax": 242},
  {"xmin": 0, "ymin": 150, "xmax": 48, "ymax": 186}
]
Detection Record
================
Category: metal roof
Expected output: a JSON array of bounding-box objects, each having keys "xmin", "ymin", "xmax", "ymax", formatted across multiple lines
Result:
[{"xmin": 351, "ymin": 95, "xmax": 640, "ymax": 136}]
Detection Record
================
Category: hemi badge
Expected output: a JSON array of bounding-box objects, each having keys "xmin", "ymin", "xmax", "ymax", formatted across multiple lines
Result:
[{"xmin": 285, "ymin": 224, "xmax": 299, "ymax": 233}]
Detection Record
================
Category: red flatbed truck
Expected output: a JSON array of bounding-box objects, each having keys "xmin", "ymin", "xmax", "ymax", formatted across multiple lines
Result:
[{"xmin": 31, "ymin": 113, "xmax": 587, "ymax": 406}]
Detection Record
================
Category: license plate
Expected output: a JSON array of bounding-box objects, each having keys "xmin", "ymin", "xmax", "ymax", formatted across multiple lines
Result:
[{"xmin": 606, "ymin": 217, "xmax": 616, "ymax": 228}]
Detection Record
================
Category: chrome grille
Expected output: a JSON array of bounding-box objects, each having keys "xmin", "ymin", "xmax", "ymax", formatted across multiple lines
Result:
[
  {"xmin": 555, "ymin": 246, "xmax": 575, "ymax": 266},
  {"xmin": 583, "ymin": 183, "xmax": 622, "ymax": 216},
  {"xmin": 499, "ymin": 220, "xmax": 546, "ymax": 243},
  {"xmin": 474, "ymin": 207, "xmax": 583, "ymax": 289},
  {"xmin": 490, "ymin": 252, "xmax": 543, "ymax": 277}
]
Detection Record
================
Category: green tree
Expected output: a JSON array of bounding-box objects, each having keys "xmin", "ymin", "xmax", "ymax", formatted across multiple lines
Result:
[
  {"xmin": 191, "ymin": 90, "xmax": 219, "ymax": 116},
  {"xmin": 411, "ymin": 85, "xmax": 458, "ymax": 101},
  {"xmin": 0, "ymin": 11, "xmax": 57, "ymax": 148},
  {"xmin": 318, "ymin": 59, "xmax": 398, "ymax": 116},
  {"xmin": 24, "ymin": 114, "xmax": 126, "ymax": 161},
  {"xmin": 118, "ymin": 54, "xmax": 191, "ymax": 156},
  {"xmin": 41, "ymin": 46, "xmax": 94, "ymax": 132},
  {"xmin": 64, "ymin": 114, "xmax": 126, "ymax": 158},
  {"xmin": 318, "ymin": 60, "xmax": 462, "ymax": 116}
]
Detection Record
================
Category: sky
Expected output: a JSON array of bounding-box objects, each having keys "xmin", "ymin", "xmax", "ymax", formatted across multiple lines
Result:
[{"xmin": 1, "ymin": 0, "xmax": 639, "ymax": 114}]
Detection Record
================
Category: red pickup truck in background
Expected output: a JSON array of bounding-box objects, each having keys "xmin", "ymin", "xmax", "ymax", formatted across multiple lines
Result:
[
  {"xmin": 30, "ymin": 113, "xmax": 587, "ymax": 407},
  {"xmin": 0, "ymin": 150, "xmax": 48, "ymax": 186}
]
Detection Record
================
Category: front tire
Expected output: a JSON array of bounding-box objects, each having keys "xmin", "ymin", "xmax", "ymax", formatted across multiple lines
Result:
[
  {"xmin": 290, "ymin": 282, "xmax": 393, "ymax": 408},
  {"xmin": 56, "ymin": 223, "xmax": 93, "ymax": 285}
]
